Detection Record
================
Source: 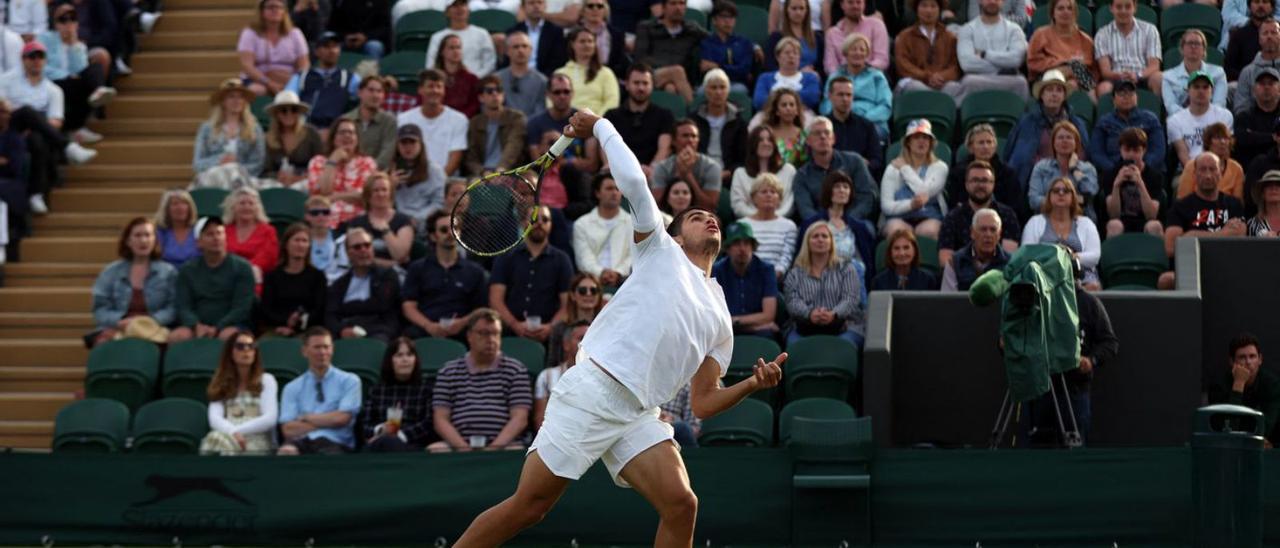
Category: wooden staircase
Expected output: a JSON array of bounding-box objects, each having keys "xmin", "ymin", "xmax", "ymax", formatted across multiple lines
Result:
[{"xmin": 0, "ymin": 0, "xmax": 254, "ymax": 450}]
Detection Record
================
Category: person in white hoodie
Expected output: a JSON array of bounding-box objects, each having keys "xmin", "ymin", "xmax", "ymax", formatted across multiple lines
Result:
[
  {"xmin": 572, "ymin": 172, "xmax": 634, "ymax": 288},
  {"xmin": 956, "ymin": 0, "xmax": 1030, "ymax": 102},
  {"xmin": 881, "ymin": 119, "xmax": 948, "ymax": 239}
]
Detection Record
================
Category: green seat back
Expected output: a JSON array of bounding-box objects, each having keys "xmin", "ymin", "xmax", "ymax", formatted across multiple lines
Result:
[
  {"xmin": 788, "ymin": 416, "xmax": 874, "ymax": 481},
  {"xmin": 338, "ymin": 51, "xmax": 368, "ymax": 71},
  {"xmin": 162, "ymin": 339, "xmax": 223, "ymax": 403},
  {"xmin": 131, "ymin": 398, "xmax": 209, "ymax": 454},
  {"xmin": 414, "ymin": 337, "xmax": 469, "ymax": 378},
  {"xmin": 734, "ymin": 5, "xmax": 770, "ymax": 45},
  {"xmin": 1067, "ymin": 90, "xmax": 1095, "ymax": 129},
  {"xmin": 685, "ymin": 9, "xmax": 708, "ymax": 29},
  {"xmin": 250, "ymin": 94, "xmax": 272, "ymax": 128},
  {"xmin": 1094, "ymin": 3, "xmax": 1157, "ymax": 28},
  {"xmin": 501, "ymin": 336, "xmax": 546, "ymax": 378},
  {"xmin": 959, "ymin": 90, "xmax": 1025, "ymax": 137},
  {"xmin": 892, "ymin": 90, "xmax": 956, "ymax": 141},
  {"xmin": 717, "ymin": 186, "xmax": 737, "ymax": 224},
  {"xmin": 85, "ymin": 338, "xmax": 160, "ymax": 410},
  {"xmin": 699, "ymin": 399, "xmax": 775, "ymax": 447},
  {"xmin": 886, "ymin": 139, "xmax": 952, "ymax": 166},
  {"xmin": 1162, "ymin": 46, "xmax": 1225, "ymax": 70},
  {"xmin": 381, "ymin": 51, "xmax": 428, "ymax": 90},
  {"xmin": 190, "ymin": 188, "xmax": 229, "ymax": 219},
  {"xmin": 333, "ymin": 338, "xmax": 387, "ymax": 389},
  {"xmin": 259, "ymin": 337, "xmax": 307, "ymax": 386},
  {"xmin": 785, "ymin": 335, "xmax": 860, "ymax": 402},
  {"xmin": 470, "ymin": 9, "xmax": 516, "ymax": 33},
  {"xmin": 778, "ymin": 397, "xmax": 856, "ymax": 444},
  {"xmin": 1160, "ymin": 3, "xmax": 1222, "ymax": 46},
  {"xmin": 52, "ymin": 398, "xmax": 130, "ymax": 453},
  {"xmin": 727, "ymin": 335, "xmax": 784, "ymax": 381},
  {"xmin": 651, "ymin": 89, "xmax": 687, "ymax": 118},
  {"xmin": 395, "ymin": 10, "xmax": 446, "ymax": 51},
  {"xmin": 260, "ymin": 187, "xmax": 307, "ymax": 225},
  {"xmin": 1100, "ymin": 233, "xmax": 1167, "ymax": 289}
]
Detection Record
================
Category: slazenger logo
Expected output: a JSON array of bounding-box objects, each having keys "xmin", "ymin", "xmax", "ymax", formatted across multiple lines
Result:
[{"xmin": 121, "ymin": 475, "xmax": 258, "ymax": 532}]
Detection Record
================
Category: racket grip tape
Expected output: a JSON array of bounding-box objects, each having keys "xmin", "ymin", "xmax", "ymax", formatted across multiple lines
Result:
[{"xmin": 549, "ymin": 134, "xmax": 574, "ymax": 158}]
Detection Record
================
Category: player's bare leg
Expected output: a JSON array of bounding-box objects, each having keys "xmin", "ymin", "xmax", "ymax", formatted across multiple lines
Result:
[
  {"xmin": 452, "ymin": 451, "xmax": 571, "ymax": 548},
  {"xmin": 618, "ymin": 441, "xmax": 699, "ymax": 548}
]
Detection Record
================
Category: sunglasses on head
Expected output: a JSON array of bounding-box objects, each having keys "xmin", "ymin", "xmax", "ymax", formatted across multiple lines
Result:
[{"xmin": 576, "ymin": 286, "xmax": 599, "ymax": 296}]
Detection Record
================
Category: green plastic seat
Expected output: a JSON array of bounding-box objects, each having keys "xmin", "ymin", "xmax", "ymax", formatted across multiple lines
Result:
[
  {"xmin": 414, "ymin": 337, "xmax": 469, "ymax": 378},
  {"xmin": 734, "ymin": 5, "xmax": 770, "ymax": 45},
  {"xmin": 250, "ymin": 94, "xmax": 272, "ymax": 128},
  {"xmin": 189, "ymin": 188, "xmax": 229, "ymax": 219},
  {"xmin": 259, "ymin": 337, "xmax": 307, "ymax": 386},
  {"xmin": 778, "ymin": 397, "xmax": 856, "ymax": 444},
  {"xmin": 789, "ymin": 416, "xmax": 874, "ymax": 490},
  {"xmin": 338, "ymin": 51, "xmax": 369, "ymax": 71},
  {"xmin": 727, "ymin": 335, "xmax": 784, "ymax": 384},
  {"xmin": 85, "ymin": 338, "xmax": 161, "ymax": 411},
  {"xmin": 684, "ymin": 9, "xmax": 708, "ymax": 29},
  {"xmin": 395, "ymin": 10, "xmax": 446, "ymax": 51},
  {"xmin": 785, "ymin": 335, "xmax": 860, "ymax": 402},
  {"xmin": 1094, "ymin": 3, "xmax": 1157, "ymax": 28},
  {"xmin": 333, "ymin": 338, "xmax": 387, "ymax": 390},
  {"xmin": 501, "ymin": 336, "xmax": 546, "ymax": 379},
  {"xmin": 1066, "ymin": 90, "xmax": 1095, "ymax": 130},
  {"xmin": 131, "ymin": 398, "xmax": 209, "ymax": 454},
  {"xmin": 260, "ymin": 187, "xmax": 307, "ymax": 226},
  {"xmin": 162, "ymin": 339, "xmax": 223, "ymax": 403},
  {"xmin": 470, "ymin": 9, "xmax": 516, "ymax": 33},
  {"xmin": 380, "ymin": 51, "xmax": 428, "ymax": 90},
  {"xmin": 959, "ymin": 90, "xmax": 1025, "ymax": 137},
  {"xmin": 699, "ymin": 399, "xmax": 775, "ymax": 447},
  {"xmin": 52, "ymin": 398, "xmax": 130, "ymax": 453},
  {"xmin": 886, "ymin": 139, "xmax": 952, "ymax": 166},
  {"xmin": 717, "ymin": 184, "xmax": 737, "ymax": 224},
  {"xmin": 1160, "ymin": 3, "xmax": 1222, "ymax": 47},
  {"xmin": 650, "ymin": 89, "xmax": 687, "ymax": 118},
  {"xmin": 1100, "ymin": 233, "xmax": 1167, "ymax": 289},
  {"xmin": 891, "ymin": 90, "xmax": 956, "ymax": 141},
  {"xmin": 1162, "ymin": 46, "xmax": 1225, "ymax": 70}
]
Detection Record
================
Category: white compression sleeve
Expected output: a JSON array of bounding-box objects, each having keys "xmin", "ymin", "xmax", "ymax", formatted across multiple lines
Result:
[{"xmin": 594, "ymin": 118, "xmax": 662, "ymax": 233}]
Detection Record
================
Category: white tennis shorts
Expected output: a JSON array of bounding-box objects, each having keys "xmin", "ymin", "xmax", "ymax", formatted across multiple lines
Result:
[{"xmin": 529, "ymin": 349, "xmax": 674, "ymax": 488}]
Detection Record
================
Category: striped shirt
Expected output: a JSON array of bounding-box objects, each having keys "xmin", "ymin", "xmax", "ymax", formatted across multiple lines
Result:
[
  {"xmin": 783, "ymin": 261, "xmax": 865, "ymax": 335},
  {"xmin": 1248, "ymin": 216, "xmax": 1274, "ymax": 237},
  {"xmin": 1093, "ymin": 20, "xmax": 1161, "ymax": 76},
  {"xmin": 741, "ymin": 217, "xmax": 798, "ymax": 274},
  {"xmin": 432, "ymin": 353, "xmax": 532, "ymax": 442}
]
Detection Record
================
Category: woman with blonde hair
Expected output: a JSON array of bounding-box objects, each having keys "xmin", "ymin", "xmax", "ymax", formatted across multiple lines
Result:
[
  {"xmin": 222, "ymin": 188, "xmax": 278, "ymax": 287},
  {"xmin": 741, "ymin": 173, "xmax": 799, "ymax": 278},
  {"xmin": 192, "ymin": 79, "xmax": 267, "ymax": 189},
  {"xmin": 237, "ymin": 0, "xmax": 309, "ymax": 96},
  {"xmin": 1021, "ymin": 177, "xmax": 1102, "ymax": 289},
  {"xmin": 347, "ymin": 172, "xmax": 415, "ymax": 268},
  {"xmin": 821, "ymin": 32, "xmax": 892, "ymax": 137},
  {"xmin": 881, "ymin": 119, "xmax": 948, "ymax": 239},
  {"xmin": 1028, "ymin": 120, "xmax": 1099, "ymax": 219},
  {"xmin": 154, "ymin": 190, "xmax": 201, "ymax": 266},
  {"xmin": 201, "ymin": 331, "xmax": 279, "ymax": 455},
  {"xmin": 784, "ymin": 221, "xmax": 864, "ymax": 346},
  {"xmin": 261, "ymin": 91, "xmax": 323, "ymax": 187}
]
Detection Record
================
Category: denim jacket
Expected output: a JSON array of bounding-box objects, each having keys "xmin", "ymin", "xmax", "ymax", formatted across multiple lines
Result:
[
  {"xmin": 1004, "ymin": 104, "xmax": 1090, "ymax": 188},
  {"xmin": 1088, "ymin": 108, "xmax": 1165, "ymax": 175},
  {"xmin": 191, "ymin": 121, "xmax": 266, "ymax": 176},
  {"xmin": 92, "ymin": 259, "xmax": 179, "ymax": 329}
]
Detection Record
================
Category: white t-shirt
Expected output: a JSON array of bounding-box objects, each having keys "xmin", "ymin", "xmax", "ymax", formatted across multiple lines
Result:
[
  {"xmin": 0, "ymin": 27, "xmax": 22, "ymax": 73},
  {"xmin": 534, "ymin": 364, "xmax": 569, "ymax": 399},
  {"xmin": 0, "ymin": 69, "xmax": 64, "ymax": 120},
  {"xmin": 1166, "ymin": 105, "xmax": 1234, "ymax": 162},
  {"xmin": 397, "ymin": 106, "xmax": 469, "ymax": 174},
  {"xmin": 469, "ymin": 0, "xmax": 520, "ymax": 13}
]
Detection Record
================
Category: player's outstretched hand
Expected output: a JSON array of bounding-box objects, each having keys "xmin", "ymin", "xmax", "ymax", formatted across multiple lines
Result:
[
  {"xmin": 564, "ymin": 109, "xmax": 600, "ymax": 140},
  {"xmin": 751, "ymin": 352, "xmax": 786, "ymax": 391}
]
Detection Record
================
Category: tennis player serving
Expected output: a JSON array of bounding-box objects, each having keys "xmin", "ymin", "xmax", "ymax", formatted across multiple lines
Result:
[{"xmin": 452, "ymin": 111, "xmax": 786, "ymax": 547}]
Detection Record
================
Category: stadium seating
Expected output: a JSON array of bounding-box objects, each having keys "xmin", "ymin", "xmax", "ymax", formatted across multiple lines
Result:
[
  {"xmin": 470, "ymin": 9, "xmax": 516, "ymax": 33},
  {"xmin": 892, "ymin": 90, "xmax": 956, "ymax": 141},
  {"xmin": 651, "ymin": 89, "xmax": 688, "ymax": 119},
  {"xmin": 130, "ymin": 398, "xmax": 210, "ymax": 454},
  {"xmin": 259, "ymin": 337, "xmax": 307, "ymax": 386},
  {"xmin": 260, "ymin": 188, "xmax": 307, "ymax": 229},
  {"xmin": 787, "ymin": 416, "xmax": 874, "ymax": 543},
  {"xmin": 395, "ymin": 10, "xmax": 446, "ymax": 51},
  {"xmin": 251, "ymin": 94, "xmax": 272, "ymax": 128},
  {"xmin": 784, "ymin": 335, "xmax": 860, "ymax": 402},
  {"xmin": 338, "ymin": 51, "xmax": 369, "ymax": 71},
  {"xmin": 85, "ymin": 338, "xmax": 160, "ymax": 411},
  {"xmin": 734, "ymin": 5, "xmax": 770, "ymax": 45},
  {"xmin": 699, "ymin": 398, "xmax": 775, "ymax": 447},
  {"xmin": 1159, "ymin": 3, "xmax": 1222, "ymax": 46},
  {"xmin": 886, "ymin": 139, "xmax": 952, "ymax": 166},
  {"xmin": 162, "ymin": 339, "xmax": 223, "ymax": 402},
  {"xmin": 729, "ymin": 335, "xmax": 783, "ymax": 403},
  {"xmin": 778, "ymin": 397, "xmax": 857, "ymax": 444},
  {"xmin": 501, "ymin": 336, "xmax": 546, "ymax": 378},
  {"xmin": 333, "ymin": 338, "xmax": 386, "ymax": 389},
  {"xmin": 414, "ymin": 337, "xmax": 469, "ymax": 379},
  {"xmin": 381, "ymin": 51, "xmax": 428, "ymax": 89},
  {"xmin": 1100, "ymin": 233, "xmax": 1167, "ymax": 289},
  {"xmin": 190, "ymin": 188, "xmax": 230, "ymax": 219},
  {"xmin": 52, "ymin": 399, "xmax": 130, "ymax": 453},
  {"xmin": 1162, "ymin": 46, "xmax": 1224, "ymax": 70},
  {"xmin": 1094, "ymin": 3, "xmax": 1157, "ymax": 28},
  {"xmin": 959, "ymin": 90, "xmax": 1025, "ymax": 138},
  {"xmin": 1067, "ymin": 90, "xmax": 1095, "ymax": 129}
]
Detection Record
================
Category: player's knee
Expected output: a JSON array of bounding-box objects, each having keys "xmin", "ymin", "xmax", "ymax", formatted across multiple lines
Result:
[
  {"xmin": 513, "ymin": 495, "xmax": 556, "ymax": 527},
  {"xmin": 658, "ymin": 489, "xmax": 698, "ymax": 523}
]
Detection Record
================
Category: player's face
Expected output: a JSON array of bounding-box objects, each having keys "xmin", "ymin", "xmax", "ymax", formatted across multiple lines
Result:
[{"xmin": 678, "ymin": 209, "xmax": 721, "ymax": 254}]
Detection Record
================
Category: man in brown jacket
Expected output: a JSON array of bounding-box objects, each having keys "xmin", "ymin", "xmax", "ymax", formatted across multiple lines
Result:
[
  {"xmin": 465, "ymin": 74, "xmax": 529, "ymax": 177},
  {"xmin": 893, "ymin": 0, "xmax": 965, "ymax": 104}
]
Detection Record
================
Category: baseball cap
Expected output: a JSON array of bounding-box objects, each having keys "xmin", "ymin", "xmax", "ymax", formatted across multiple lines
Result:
[
  {"xmin": 1257, "ymin": 67, "xmax": 1280, "ymax": 83},
  {"xmin": 1186, "ymin": 71, "xmax": 1214, "ymax": 90},
  {"xmin": 317, "ymin": 31, "xmax": 341, "ymax": 45},
  {"xmin": 722, "ymin": 221, "xmax": 757, "ymax": 248},
  {"xmin": 195, "ymin": 216, "xmax": 224, "ymax": 236},
  {"xmin": 397, "ymin": 124, "xmax": 423, "ymax": 141},
  {"xmin": 21, "ymin": 41, "xmax": 46, "ymax": 57}
]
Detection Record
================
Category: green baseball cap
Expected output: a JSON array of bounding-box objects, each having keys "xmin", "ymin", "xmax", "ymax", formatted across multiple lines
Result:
[
  {"xmin": 722, "ymin": 221, "xmax": 757, "ymax": 247},
  {"xmin": 1186, "ymin": 71, "xmax": 1214, "ymax": 90}
]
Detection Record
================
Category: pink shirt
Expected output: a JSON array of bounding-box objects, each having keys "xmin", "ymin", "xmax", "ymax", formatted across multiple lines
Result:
[
  {"xmin": 237, "ymin": 27, "xmax": 309, "ymax": 77},
  {"xmin": 824, "ymin": 17, "xmax": 891, "ymax": 74},
  {"xmin": 307, "ymin": 154, "xmax": 377, "ymax": 228}
]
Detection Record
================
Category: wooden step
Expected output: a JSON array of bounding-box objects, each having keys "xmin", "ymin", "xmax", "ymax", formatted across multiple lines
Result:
[
  {"xmin": 104, "ymin": 95, "xmax": 210, "ymax": 119},
  {"xmin": 65, "ymin": 164, "xmax": 192, "ymax": 184},
  {"xmin": 19, "ymin": 237, "xmax": 117, "ymax": 263},
  {"xmin": 143, "ymin": 30, "xmax": 240, "ymax": 50},
  {"xmin": 0, "ymin": 288, "xmax": 92, "ymax": 314},
  {"xmin": 161, "ymin": 0, "xmax": 255, "ymax": 10},
  {"xmin": 90, "ymin": 117, "xmax": 205, "ymax": 137},
  {"xmin": 131, "ymin": 51, "xmax": 241, "ymax": 74},
  {"xmin": 50, "ymin": 187, "xmax": 165, "ymax": 213},
  {"xmin": 116, "ymin": 72, "xmax": 234, "ymax": 93},
  {"xmin": 0, "ymin": 339, "xmax": 88, "ymax": 367},
  {"xmin": 86, "ymin": 139, "xmax": 193, "ymax": 165},
  {"xmin": 152, "ymin": 9, "xmax": 252, "ymax": 33},
  {"xmin": 0, "ymin": 313, "xmax": 96, "ymax": 339},
  {"xmin": 0, "ymin": 393, "xmax": 76, "ymax": 421},
  {"xmin": 0, "ymin": 366, "xmax": 85, "ymax": 392},
  {"xmin": 0, "ymin": 420, "xmax": 54, "ymax": 450},
  {"xmin": 32, "ymin": 212, "xmax": 139, "ymax": 237}
]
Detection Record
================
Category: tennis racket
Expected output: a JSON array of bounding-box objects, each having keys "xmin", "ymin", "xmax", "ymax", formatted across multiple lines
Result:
[{"xmin": 450, "ymin": 134, "xmax": 574, "ymax": 256}]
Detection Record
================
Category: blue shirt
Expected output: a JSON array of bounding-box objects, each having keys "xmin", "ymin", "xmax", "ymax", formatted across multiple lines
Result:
[
  {"xmin": 402, "ymin": 253, "xmax": 489, "ymax": 321},
  {"xmin": 157, "ymin": 227, "xmax": 200, "ymax": 267},
  {"xmin": 490, "ymin": 244, "xmax": 574, "ymax": 322},
  {"xmin": 279, "ymin": 365, "xmax": 363, "ymax": 448},
  {"xmin": 1087, "ymin": 107, "xmax": 1166, "ymax": 175},
  {"xmin": 711, "ymin": 255, "xmax": 778, "ymax": 317},
  {"xmin": 311, "ymin": 230, "xmax": 336, "ymax": 271},
  {"xmin": 699, "ymin": 32, "xmax": 754, "ymax": 85}
]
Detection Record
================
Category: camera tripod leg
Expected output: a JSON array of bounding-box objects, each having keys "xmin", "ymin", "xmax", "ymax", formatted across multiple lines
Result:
[
  {"xmin": 989, "ymin": 391, "xmax": 1018, "ymax": 449},
  {"xmin": 1058, "ymin": 374, "xmax": 1083, "ymax": 448}
]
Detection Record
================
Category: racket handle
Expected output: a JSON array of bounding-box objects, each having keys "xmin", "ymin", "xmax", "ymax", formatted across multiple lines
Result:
[{"xmin": 548, "ymin": 134, "xmax": 574, "ymax": 158}]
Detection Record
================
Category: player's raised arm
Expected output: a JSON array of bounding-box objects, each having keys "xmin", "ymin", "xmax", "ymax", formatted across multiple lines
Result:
[{"xmin": 565, "ymin": 110, "xmax": 662, "ymax": 242}]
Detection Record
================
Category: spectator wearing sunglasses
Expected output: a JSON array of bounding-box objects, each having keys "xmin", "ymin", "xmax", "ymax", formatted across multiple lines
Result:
[
  {"xmin": 37, "ymin": 3, "xmax": 117, "ymax": 146},
  {"xmin": 201, "ymin": 331, "xmax": 280, "ymax": 455},
  {"xmin": 278, "ymin": 326, "xmax": 363, "ymax": 455},
  {"xmin": 302, "ymin": 195, "xmax": 347, "ymax": 282},
  {"xmin": 261, "ymin": 91, "xmax": 324, "ymax": 186},
  {"xmin": 402, "ymin": 210, "xmax": 489, "ymax": 340},
  {"xmin": 324, "ymin": 227, "xmax": 402, "ymax": 341},
  {"xmin": 465, "ymin": 74, "xmax": 528, "ymax": 177},
  {"xmin": 544, "ymin": 275, "xmax": 601, "ymax": 369}
]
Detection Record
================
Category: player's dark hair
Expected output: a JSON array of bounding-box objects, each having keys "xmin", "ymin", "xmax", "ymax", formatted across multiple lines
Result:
[
  {"xmin": 1229, "ymin": 333, "xmax": 1262, "ymax": 359},
  {"xmin": 667, "ymin": 207, "xmax": 719, "ymax": 238}
]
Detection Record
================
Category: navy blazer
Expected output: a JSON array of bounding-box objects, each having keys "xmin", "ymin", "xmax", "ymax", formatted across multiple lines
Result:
[{"xmin": 508, "ymin": 19, "xmax": 569, "ymax": 77}]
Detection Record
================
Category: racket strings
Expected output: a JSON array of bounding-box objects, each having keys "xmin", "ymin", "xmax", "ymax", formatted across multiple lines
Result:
[{"xmin": 452, "ymin": 174, "xmax": 538, "ymax": 256}]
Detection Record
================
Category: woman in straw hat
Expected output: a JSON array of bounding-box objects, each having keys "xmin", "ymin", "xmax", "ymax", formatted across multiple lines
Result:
[
  {"xmin": 262, "ymin": 90, "xmax": 323, "ymax": 187},
  {"xmin": 1248, "ymin": 170, "xmax": 1280, "ymax": 237},
  {"xmin": 192, "ymin": 79, "xmax": 267, "ymax": 190}
]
